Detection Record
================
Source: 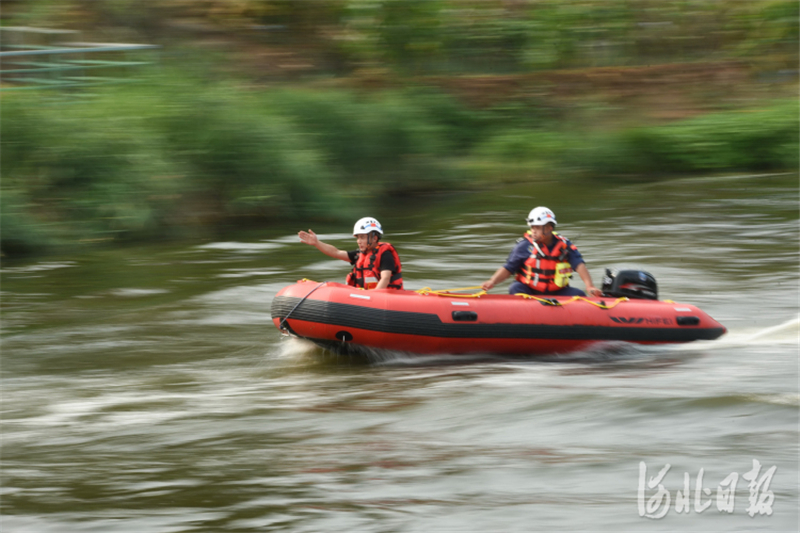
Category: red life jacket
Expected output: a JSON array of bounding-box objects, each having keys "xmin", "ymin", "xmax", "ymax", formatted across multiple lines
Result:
[
  {"xmin": 515, "ymin": 232, "xmax": 575, "ymax": 293},
  {"xmin": 346, "ymin": 242, "xmax": 403, "ymax": 290}
]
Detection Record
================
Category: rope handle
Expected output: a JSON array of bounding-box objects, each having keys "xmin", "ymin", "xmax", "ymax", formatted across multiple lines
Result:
[
  {"xmin": 300, "ymin": 280, "xmax": 629, "ymax": 309},
  {"xmin": 415, "ymin": 286, "xmax": 487, "ymax": 298},
  {"xmin": 513, "ymin": 293, "xmax": 629, "ymax": 309},
  {"xmin": 415, "ymin": 285, "xmax": 629, "ymax": 309}
]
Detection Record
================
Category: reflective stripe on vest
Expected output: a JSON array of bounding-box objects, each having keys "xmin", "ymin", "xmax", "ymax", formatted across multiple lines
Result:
[
  {"xmin": 346, "ymin": 242, "xmax": 403, "ymax": 290},
  {"xmin": 515, "ymin": 232, "xmax": 574, "ymax": 293}
]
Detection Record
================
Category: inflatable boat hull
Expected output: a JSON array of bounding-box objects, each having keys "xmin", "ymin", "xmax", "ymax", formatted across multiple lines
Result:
[{"xmin": 271, "ymin": 281, "xmax": 726, "ymax": 356}]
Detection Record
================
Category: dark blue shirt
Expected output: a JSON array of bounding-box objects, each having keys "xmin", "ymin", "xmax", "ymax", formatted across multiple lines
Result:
[{"xmin": 503, "ymin": 235, "xmax": 584, "ymax": 275}]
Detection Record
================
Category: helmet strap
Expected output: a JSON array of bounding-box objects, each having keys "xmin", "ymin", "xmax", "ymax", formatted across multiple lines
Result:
[{"xmin": 367, "ymin": 231, "xmax": 380, "ymax": 250}]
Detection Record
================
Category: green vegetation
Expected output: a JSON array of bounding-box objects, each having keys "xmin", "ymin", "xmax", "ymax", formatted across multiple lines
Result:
[
  {"xmin": 1, "ymin": 77, "xmax": 468, "ymax": 253},
  {"xmin": 574, "ymin": 102, "xmax": 800, "ymax": 177},
  {"xmin": 1, "ymin": 0, "xmax": 798, "ymax": 256},
  {"xmin": 6, "ymin": 0, "xmax": 798, "ymax": 74},
  {"xmin": 475, "ymin": 100, "xmax": 799, "ymax": 179},
  {"xmin": 4, "ymin": 77, "xmax": 795, "ymax": 254}
]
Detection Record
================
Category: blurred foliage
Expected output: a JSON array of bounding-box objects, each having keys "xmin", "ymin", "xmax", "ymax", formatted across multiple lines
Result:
[
  {"xmin": 325, "ymin": 0, "xmax": 799, "ymax": 73},
  {"xmin": 6, "ymin": 0, "xmax": 798, "ymax": 72},
  {"xmin": 3, "ymin": 73, "xmax": 795, "ymax": 254},
  {"xmin": 599, "ymin": 100, "xmax": 800, "ymax": 175},
  {"xmin": 475, "ymin": 100, "xmax": 800, "ymax": 178},
  {"xmin": 264, "ymin": 88, "xmax": 451, "ymax": 186},
  {"xmin": 1, "ymin": 0, "xmax": 798, "ymax": 256},
  {"xmin": 1, "ymin": 74, "xmax": 464, "ymax": 254}
]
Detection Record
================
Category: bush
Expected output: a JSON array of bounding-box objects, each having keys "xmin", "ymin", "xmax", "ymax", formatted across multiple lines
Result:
[
  {"xmin": 566, "ymin": 100, "xmax": 799, "ymax": 177},
  {"xmin": 264, "ymin": 88, "xmax": 459, "ymax": 192},
  {"xmin": 0, "ymin": 74, "xmax": 470, "ymax": 255},
  {"xmin": 151, "ymin": 83, "xmax": 338, "ymax": 218},
  {"xmin": 2, "ymin": 94, "xmax": 186, "ymax": 246},
  {"xmin": 474, "ymin": 130, "xmax": 570, "ymax": 163},
  {"xmin": 2, "ymin": 61, "xmax": 794, "ymax": 257}
]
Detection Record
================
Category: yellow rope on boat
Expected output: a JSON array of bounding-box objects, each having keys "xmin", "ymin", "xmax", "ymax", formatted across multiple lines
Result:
[
  {"xmin": 301, "ymin": 279, "xmax": 629, "ymax": 308},
  {"xmin": 415, "ymin": 286, "xmax": 628, "ymax": 308},
  {"xmin": 513, "ymin": 293, "xmax": 629, "ymax": 309},
  {"xmin": 415, "ymin": 286, "xmax": 488, "ymax": 298}
]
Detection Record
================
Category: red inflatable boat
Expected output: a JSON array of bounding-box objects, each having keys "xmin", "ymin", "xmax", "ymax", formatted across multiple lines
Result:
[{"xmin": 271, "ymin": 279, "xmax": 726, "ymax": 356}]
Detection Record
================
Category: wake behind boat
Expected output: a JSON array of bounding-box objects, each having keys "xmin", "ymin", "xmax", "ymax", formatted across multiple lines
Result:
[{"xmin": 271, "ymin": 276, "xmax": 726, "ymax": 357}]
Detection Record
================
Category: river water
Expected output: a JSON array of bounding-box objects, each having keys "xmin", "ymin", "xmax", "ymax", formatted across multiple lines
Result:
[{"xmin": 2, "ymin": 173, "xmax": 798, "ymax": 532}]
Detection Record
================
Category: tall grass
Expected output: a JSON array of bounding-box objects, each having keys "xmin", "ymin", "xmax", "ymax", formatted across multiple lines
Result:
[
  {"xmin": 569, "ymin": 101, "xmax": 800, "ymax": 177},
  {"xmin": 2, "ymin": 68, "xmax": 796, "ymax": 256},
  {"xmin": 0, "ymin": 73, "xmax": 462, "ymax": 254},
  {"xmin": 471, "ymin": 100, "xmax": 799, "ymax": 179}
]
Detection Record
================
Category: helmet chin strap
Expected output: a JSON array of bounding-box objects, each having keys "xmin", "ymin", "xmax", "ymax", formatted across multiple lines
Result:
[
  {"xmin": 366, "ymin": 232, "xmax": 378, "ymax": 250},
  {"xmin": 531, "ymin": 226, "xmax": 553, "ymax": 245}
]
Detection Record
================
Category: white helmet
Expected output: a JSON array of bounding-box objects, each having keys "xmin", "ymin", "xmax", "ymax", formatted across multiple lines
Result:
[
  {"xmin": 526, "ymin": 206, "xmax": 557, "ymax": 226},
  {"xmin": 353, "ymin": 217, "xmax": 383, "ymax": 236}
]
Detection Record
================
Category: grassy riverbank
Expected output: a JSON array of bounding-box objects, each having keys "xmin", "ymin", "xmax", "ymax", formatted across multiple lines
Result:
[
  {"xmin": 3, "ymin": 75, "xmax": 796, "ymax": 256},
  {"xmin": 2, "ymin": 0, "xmax": 798, "ymax": 256}
]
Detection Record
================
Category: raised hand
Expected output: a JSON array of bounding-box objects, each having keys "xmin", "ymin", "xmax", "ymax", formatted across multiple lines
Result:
[{"xmin": 298, "ymin": 229, "xmax": 318, "ymax": 247}]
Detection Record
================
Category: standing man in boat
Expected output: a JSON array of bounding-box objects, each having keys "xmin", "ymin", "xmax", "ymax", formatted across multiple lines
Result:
[
  {"xmin": 298, "ymin": 217, "xmax": 403, "ymax": 290},
  {"xmin": 481, "ymin": 207, "xmax": 602, "ymax": 297}
]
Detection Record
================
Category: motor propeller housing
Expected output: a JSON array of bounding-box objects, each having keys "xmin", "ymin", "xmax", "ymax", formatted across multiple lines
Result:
[{"xmin": 602, "ymin": 269, "xmax": 658, "ymax": 300}]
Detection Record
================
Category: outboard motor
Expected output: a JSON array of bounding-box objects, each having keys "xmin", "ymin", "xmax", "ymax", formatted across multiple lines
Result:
[{"xmin": 601, "ymin": 269, "xmax": 658, "ymax": 300}]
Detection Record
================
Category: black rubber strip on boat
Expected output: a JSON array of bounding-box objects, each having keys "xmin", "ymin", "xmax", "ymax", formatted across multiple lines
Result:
[{"xmin": 270, "ymin": 296, "xmax": 725, "ymax": 342}]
